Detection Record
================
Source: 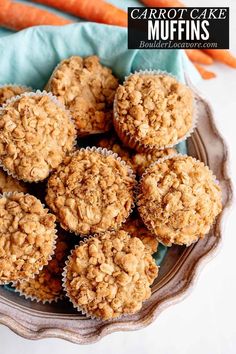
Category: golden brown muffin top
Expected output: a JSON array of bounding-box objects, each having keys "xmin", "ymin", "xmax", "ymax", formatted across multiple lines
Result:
[
  {"xmin": 98, "ymin": 133, "xmax": 176, "ymax": 177},
  {"xmin": 0, "ymin": 193, "xmax": 57, "ymax": 284},
  {"xmin": 0, "ymin": 168, "xmax": 26, "ymax": 194},
  {"xmin": 46, "ymin": 148, "xmax": 136, "ymax": 235},
  {"xmin": 121, "ymin": 216, "xmax": 158, "ymax": 254},
  {"xmin": 0, "ymin": 85, "xmax": 30, "ymax": 106},
  {"xmin": 0, "ymin": 93, "xmax": 76, "ymax": 182},
  {"xmin": 114, "ymin": 73, "xmax": 194, "ymax": 148},
  {"xmin": 64, "ymin": 230, "xmax": 158, "ymax": 320},
  {"xmin": 138, "ymin": 155, "xmax": 222, "ymax": 246},
  {"xmin": 48, "ymin": 56, "xmax": 119, "ymax": 135},
  {"xmin": 15, "ymin": 236, "xmax": 69, "ymax": 302}
]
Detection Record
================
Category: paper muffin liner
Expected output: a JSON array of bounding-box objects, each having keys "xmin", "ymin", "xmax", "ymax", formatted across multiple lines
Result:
[
  {"xmin": 12, "ymin": 280, "xmax": 64, "ymax": 304},
  {"xmin": 0, "ymin": 90, "xmax": 77, "ymax": 183},
  {"xmin": 45, "ymin": 57, "xmax": 114, "ymax": 137},
  {"xmin": 62, "ymin": 233, "xmax": 159, "ymax": 321},
  {"xmin": 0, "ymin": 191, "xmax": 58, "ymax": 285},
  {"xmin": 48, "ymin": 146, "xmax": 137, "ymax": 237},
  {"xmin": 137, "ymin": 153, "xmax": 222, "ymax": 247},
  {"xmin": 113, "ymin": 69, "xmax": 198, "ymax": 153}
]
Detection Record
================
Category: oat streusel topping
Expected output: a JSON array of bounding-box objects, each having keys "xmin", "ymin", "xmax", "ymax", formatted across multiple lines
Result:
[
  {"xmin": 138, "ymin": 156, "xmax": 222, "ymax": 246},
  {"xmin": 97, "ymin": 133, "xmax": 176, "ymax": 176},
  {"xmin": 97, "ymin": 134, "xmax": 133, "ymax": 170},
  {"xmin": 121, "ymin": 216, "xmax": 158, "ymax": 254},
  {"xmin": 114, "ymin": 74, "xmax": 194, "ymax": 148},
  {"xmin": 0, "ymin": 168, "xmax": 26, "ymax": 193},
  {"xmin": 48, "ymin": 56, "xmax": 119, "ymax": 135},
  {"xmin": 0, "ymin": 85, "xmax": 30, "ymax": 106},
  {"xmin": 46, "ymin": 149, "xmax": 136, "ymax": 235},
  {"xmin": 0, "ymin": 93, "xmax": 76, "ymax": 182},
  {"xmin": 64, "ymin": 230, "xmax": 158, "ymax": 320},
  {"xmin": 0, "ymin": 193, "xmax": 57, "ymax": 284},
  {"xmin": 15, "ymin": 236, "xmax": 69, "ymax": 302}
]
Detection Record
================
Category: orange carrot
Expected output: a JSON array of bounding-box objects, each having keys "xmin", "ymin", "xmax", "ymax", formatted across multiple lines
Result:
[
  {"xmin": 185, "ymin": 49, "xmax": 213, "ymax": 65},
  {"xmin": 194, "ymin": 64, "xmax": 216, "ymax": 80},
  {"xmin": 141, "ymin": 0, "xmax": 185, "ymax": 7},
  {"xmin": 0, "ymin": 0, "xmax": 73, "ymax": 31},
  {"xmin": 203, "ymin": 49, "xmax": 236, "ymax": 68},
  {"xmin": 32, "ymin": 0, "xmax": 127, "ymax": 27}
]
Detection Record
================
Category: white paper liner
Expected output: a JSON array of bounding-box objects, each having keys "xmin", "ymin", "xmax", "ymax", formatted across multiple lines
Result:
[
  {"xmin": 13, "ymin": 277, "xmax": 64, "ymax": 304},
  {"xmin": 0, "ymin": 90, "xmax": 77, "ymax": 183},
  {"xmin": 45, "ymin": 56, "xmax": 115, "ymax": 137},
  {"xmin": 46, "ymin": 146, "xmax": 137, "ymax": 237},
  {"xmin": 137, "ymin": 154, "xmax": 222, "ymax": 247},
  {"xmin": 0, "ymin": 191, "xmax": 58, "ymax": 285},
  {"xmin": 62, "ymin": 233, "xmax": 159, "ymax": 321},
  {"xmin": 113, "ymin": 69, "xmax": 198, "ymax": 153}
]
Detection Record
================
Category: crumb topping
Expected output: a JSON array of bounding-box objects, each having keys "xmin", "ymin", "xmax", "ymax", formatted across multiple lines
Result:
[
  {"xmin": 121, "ymin": 216, "xmax": 158, "ymax": 254},
  {"xmin": 0, "ymin": 193, "xmax": 57, "ymax": 283},
  {"xmin": 0, "ymin": 94, "xmax": 76, "ymax": 182},
  {"xmin": 15, "ymin": 237, "xmax": 69, "ymax": 302},
  {"xmin": 48, "ymin": 56, "xmax": 119, "ymax": 135},
  {"xmin": 46, "ymin": 149, "xmax": 136, "ymax": 235},
  {"xmin": 0, "ymin": 168, "xmax": 26, "ymax": 193},
  {"xmin": 115, "ymin": 74, "xmax": 194, "ymax": 148},
  {"xmin": 97, "ymin": 134, "xmax": 133, "ymax": 170},
  {"xmin": 138, "ymin": 156, "xmax": 222, "ymax": 246},
  {"xmin": 65, "ymin": 230, "xmax": 158, "ymax": 319},
  {"xmin": 97, "ymin": 133, "xmax": 176, "ymax": 176},
  {"xmin": 0, "ymin": 85, "xmax": 30, "ymax": 106}
]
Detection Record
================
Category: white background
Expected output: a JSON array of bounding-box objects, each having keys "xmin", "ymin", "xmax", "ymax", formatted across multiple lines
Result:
[{"xmin": 1, "ymin": 0, "xmax": 236, "ymax": 353}]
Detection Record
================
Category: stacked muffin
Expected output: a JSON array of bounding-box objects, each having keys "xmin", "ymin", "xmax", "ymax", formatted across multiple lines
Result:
[{"xmin": 0, "ymin": 56, "xmax": 222, "ymax": 320}]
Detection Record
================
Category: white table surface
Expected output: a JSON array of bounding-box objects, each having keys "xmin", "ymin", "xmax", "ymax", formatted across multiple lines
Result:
[{"xmin": 1, "ymin": 0, "xmax": 236, "ymax": 353}]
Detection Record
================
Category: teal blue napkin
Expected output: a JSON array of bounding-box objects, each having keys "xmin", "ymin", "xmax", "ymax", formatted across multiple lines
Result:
[{"xmin": 0, "ymin": 22, "xmax": 198, "ymax": 87}]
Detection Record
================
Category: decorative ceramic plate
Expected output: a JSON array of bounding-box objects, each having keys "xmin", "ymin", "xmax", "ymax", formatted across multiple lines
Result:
[{"xmin": 0, "ymin": 80, "xmax": 232, "ymax": 343}]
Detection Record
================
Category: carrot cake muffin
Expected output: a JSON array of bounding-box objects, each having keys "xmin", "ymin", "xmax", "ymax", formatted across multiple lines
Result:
[
  {"xmin": 0, "ymin": 168, "xmax": 26, "ymax": 193},
  {"xmin": 63, "ymin": 230, "xmax": 158, "ymax": 320},
  {"xmin": 114, "ymin": 73, "xmax": 194, "ymax": 151},
  {"xmin": 97, "ymin": 133, "xmax": 176, "ymax": 176},
  {"xmin": 0, "ymin": 193, "xmax": 57, "ymax": 284},
  {"xmin": 0, "ymin": 92, "xmax": 76, "ymax": 182},
  {"xmin": 121, "ymin": 216, "xmax": 158, "ymax": 254},
  {"xmin": 138, "ymin": 155, "xmax": 222, "ymax": 246},
  {"xmin": 0, "ymin": 85, "xmax": 30, "ymax": 106},
  {"xmin": 15, "ymin": 235, "xmax": 69, "ymax": 303},
  {"xmin": 46, "ymin": 148, "xmax": 136, "ymax": 235},
  {"xmin": 97, "ymin": 133, "xmax": 133, "ymax": 170},
  {"xmin": 47, "ymin": 56, "xmax": 119, "ymax": 136}
]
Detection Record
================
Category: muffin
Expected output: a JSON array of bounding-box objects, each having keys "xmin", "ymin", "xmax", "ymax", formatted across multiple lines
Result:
[
  {"xmin": 46, "ymin": 56, "xmax": 119, "ymax": 136},
  {"xmin": 114, "ymin": 72, "xmax": 194, "ymax": 152},
  {"xmin": 97, "ymin": 132, "xmax": 176, "ymax": 176},
  {"xmin": 0, "ymin": 168, "xmax": 26, "ymax": 193},
  {"xmin": 121, "ymin": 216, "xmax": 158, "ymax": 254},
  {"xmin": 137, "ymin": 155, "xmax": 222, "ymax": 246},
  {"xmin": 132, "ymin": 148, "xmax": 176, "ymax": 176},
  {"xmin": 63, "ymin": 230, "xmax": 158, "ymax": 320},
  {"xmin": 0, "ymin": 193, "xmax": 57, "ymax": 284},
  {"xmin": 14, "ymin": 235, "xmax": 69, "ymax": 303},
  {"xmin": 97, "ymin": 133, "xmax": 133, "ymax": 170},
  {"xmin": 46, "ymin": 148, "xmax": 136, "ymax": 235},
  {"xmin": 0, "ymin": 92, "xmax": 76, "ymax": 182},
  {"xmin": 0, "ymin": 84, "xmax": 31, "ymax": 106}
]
